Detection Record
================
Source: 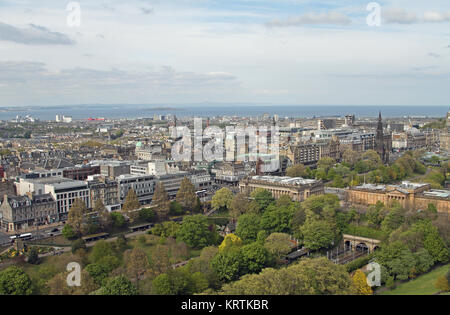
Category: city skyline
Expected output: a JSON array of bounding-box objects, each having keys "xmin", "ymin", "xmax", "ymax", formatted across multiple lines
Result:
[{"xmin": 0, "ymin": 0, "xmax": 450, "ymax": 107}]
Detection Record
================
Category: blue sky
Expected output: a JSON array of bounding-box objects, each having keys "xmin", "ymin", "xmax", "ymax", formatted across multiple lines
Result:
[{"xmin": 0, "ymin": 0, "xmax": 449, "ymax": 107}]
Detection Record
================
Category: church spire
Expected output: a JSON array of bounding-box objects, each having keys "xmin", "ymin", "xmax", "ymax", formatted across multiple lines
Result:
[
  {"xmin": 377, "ymin": 111, "xmax": 383, "ymax": 131},
  {"xmin": 376, "ymin": 111, "xmax": 388, "ymax": 164}
]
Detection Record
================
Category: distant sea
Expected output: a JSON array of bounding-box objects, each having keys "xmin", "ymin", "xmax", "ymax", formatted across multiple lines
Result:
[{"xmin": 0, "ymin": 104, "xmax": 448, "ymax": 121}]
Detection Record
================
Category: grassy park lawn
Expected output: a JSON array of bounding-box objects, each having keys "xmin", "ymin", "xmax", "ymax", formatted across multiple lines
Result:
[{"xmin": 381, "ymin": 263, "xmax": 450, "ymax": 295}]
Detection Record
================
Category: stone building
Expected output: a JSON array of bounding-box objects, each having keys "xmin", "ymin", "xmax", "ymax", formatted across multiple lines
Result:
[
  {"xmin": 212, "ymin": 162, "xmax": 248, "ymax": 185},
  {"xmin": 281, "ymin": 138, "xmax": 340, "ymax": 166},
  {"xmin": 239, "ymin": 175, "xmax": 324, "ymax": 202},
  {"xmin": 116, "ymin": 174, "xmax": 156, "ymax": 206},
  {"xmin": 346, "ymin": 181, "xmax": 450, "ymax": 215},
  {"xmin": 440, "ymin": 131, "xmax": 450, "ymax": 152},
  {"xmin": 63, "ymin": 165, "xmax": 100, "ymax": 181},
  {"xmin": 87, "ymin": 176, "xmax": 120, "ymax": 211},
  {"xmin": 0, "ymin": 193, "xmax": 57, "ymax": 232},
  {"xmin": 30, "ymin": 193, "xmax": 58, "ymax": 226},
  {"xmin": 99, "ymin": 161, "xmax": 131, "ymax": 178},
  {"xmin": 16, "ymin": 177, "xmax": 90, "ymax": 221}
]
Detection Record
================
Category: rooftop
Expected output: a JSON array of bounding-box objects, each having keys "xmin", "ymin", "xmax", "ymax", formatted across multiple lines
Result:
[
  {"xmin": 396, "ymin": 181, "xmax": 429, "ymax": 189},
  {"xmin": 21, "ymin": 177, "xmax": 74, "ymax": 185},
  {"xmin": 354, "ymin": 181, "xmax": 429, "ymax": 192},
  {"xmin": 353, "ymin": 183, "xmax": 387, "ymax": 191},
  {"xmin": 250, "ymin": 175, "xmax": 320, "ymax": 185},
  {"xmin": 422, "ymin": 189, "xmax": 450, "ymax": 199},
  {"xmin": 48, "ymin": 180, "xmax": 88, "ymax": 190}
]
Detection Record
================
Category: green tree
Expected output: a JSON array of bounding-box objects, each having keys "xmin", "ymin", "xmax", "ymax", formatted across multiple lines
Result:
[
  {"xmin": 176, "ymin": 177, "xmax": 197, "ymax": 211},
  {"xmin": 26, "ymin": 247, "xmax": 40, "ymax": 265},
  {"xmin": 169, "ymin": 201, "xmax": 183, "ymax": 216},
  {"xmin": 236, "ymin": 213, "xmax": 261, "ymax": 243},
  {"xmin": 152, "ymin": 268, "xmax": 195, "ymax": 295},
  {"xmin": 125, "ymin": 248, "xmax": 149, "ymax": 289},
  {"xmin": 90, "ymin": 240, "xmax": 115, "ymax": 264},
  {"xmin": 413, "ymin": 220, "xmax": 449, "ymax": 263},
  {"xmin": 286, "ymin": 164, "xmax": 307, "ymax": 177},
  {"xmin": 193, "ymin": 197, "xmax": 203, "ymax": 213},
  {"xmin": 122, "ymin": 189, "xmax": 141, "ymax": 221},
  {"xmin": 221, "ymin": 257, "xmax": 354, "ymax": 295},
  {"xmin": 0, "ymin": 266, "xmax": 32, "ymax": 295},
  {"xmin": 374, "ymin": 241, "xmax": 416, "ymax": 280},
  {"xmin": 85, "ymin": 263, "xmax": 110, "ymax": 286},
  {"xmin": 150, "ymin": 244, "xmax": 170, "ymax": 276},
  {"xmin": 139, "ymin": 208, "xmax": 155, "ymax": 223},
  {"xmin": 211, "ymin": 187, "xmax": 233, "ymax": 211},
  {"xmin": 187, "ymin": 246, "xmax": 220, "ymax": 290},
  {"xmin": 152, "ymin": 221, "xmax": 180, "ymax": 238},
  {"xmin": 94, "ymin": 199, "xmax": 112, "ymax": 230},
  {"xmin": 302, "ymin": 194, "xmax": 340, "ymax": 220},
  {"xmin": 191, "ymin": 271, "xmax": 209, "ymax": 293},
  {"xmin": 241, "ymin": 242, "xmax": 272, "ymax": 274},
  {"xmin": 342, "ymin": 149, "xmax": 361, "ymax": 168},
  {"xmin": 366, "ymin": 201, "xmax": 385, "ymax": 228},
  {"xmin": 67, "ymin": 198, "xmax": 88, "ymax": 236},
  {"xmin": 177, "ymin": 215, "xmax": 213, "ymax": 248},
  {"xmin": 152, "ymin": 273, "xmax": 174, "ymax": 294},
  {"xmin": 114, "ymin": 234, "xmax": 128, "ymax": 252},
  {"xmin": 260, "ymin": 204, "xmax": 295, "ymax": 234},
  {"xmin": 301, "ymin": 218, "xmax": 336, "ymax": 251},
  {"xmin": 290, "ymin": 207, "xmax": 306, "ymax": 238},
  {"xmin": 264, "ymin": 233, "xmax": 293, "ymax": 260},
  {"xmin": 362, "ymin": 150, "xmax": 382, "ymax": 170},
  {"xmin": 412, "ymin": 248, "xmax": 434, "ymax": 275},
  {"xmin": 71, "ymin": 239, "xmax": 86, "ymax": 254},
  {"xmin": 249, "ymin": 188, "xmax": 274, "ymax": 213},
  {"xmin": 101, "ymin": 276, "xmax": 138, "ymax": 295},
  {"xmin": 230, "ymin": 193, "xmax": 250, "ymax": 219},
  {"xmin": 110, "ymin": 212, "xmax": 126, "ymax": 228},
  {"xmin": 152, "ymin": 182, "xmax": 170, "ymax": 220},
  {"xmin": 211, "ymin": 247, "xmax": 243, "ymax": 282},
  {"xmin": 318, "ymin": 157, "xmax": 335, "ymax": 173},
  {"xmin": 381, "ymin": 203, "xmax": 406, "ymax": 233},
  {"xmin": 62, "ymin": 224, "xmax": 76, "ymax": 239}
]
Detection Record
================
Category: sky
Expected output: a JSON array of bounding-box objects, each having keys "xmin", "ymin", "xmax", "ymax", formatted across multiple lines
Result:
[{"xmin": 0, "ymin": 0, "xmax": 449, "ymax": 107}]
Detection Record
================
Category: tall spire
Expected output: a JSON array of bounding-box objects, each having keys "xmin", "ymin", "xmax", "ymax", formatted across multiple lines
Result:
[
  {"xmin": 376, "ymin": 111, "xmax": 387, "ymax": 164},
  {"xmin": 377, "ymin": 111, "xmax": 383, "ymax": 131}
]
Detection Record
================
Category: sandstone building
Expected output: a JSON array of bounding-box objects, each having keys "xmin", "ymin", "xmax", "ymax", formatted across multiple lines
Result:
[
  {"xmin": 239, "ymin": 175, "xmax": 324, "ymax": 202},
  {"xmin": 346, "ymin": 181, "xmax": 450, "ymax": 215}
]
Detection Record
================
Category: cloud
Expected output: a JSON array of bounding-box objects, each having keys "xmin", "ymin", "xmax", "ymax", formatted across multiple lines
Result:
[
  {"xmin": 383, "ymin": 8, "xmax": 450, "ymax": 24},
  {"xmin": 140, "ymin": 7, "xmax": 154, "ymax": 15},
  {"xmin": 0, "ymin": 22, "xmax": 75, "ymax": 45},
  {"xmin": 423, "ymin": 11, "xmax": 450, "ymax": 23},
  {"xmin": 383, "ymin": 8, "xmax": 419, "ymax": 24},
  {"xmin": 252, "ymin": 89, "xmax": 289, "ymax": 95},
  {"xmin": 411, "ymin": 66, "xmax": 438, "ymax": 71},
  {"xmin": 0, "ymin": 61, "xmax": 47, "ymax": 83},
  {"xmin": 0, "ymin": 61, "xmax": 239, "ymax": 94},
  {"xmin": 266, "ymin": 12, "xmax": 351, "ymax": 27}
]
